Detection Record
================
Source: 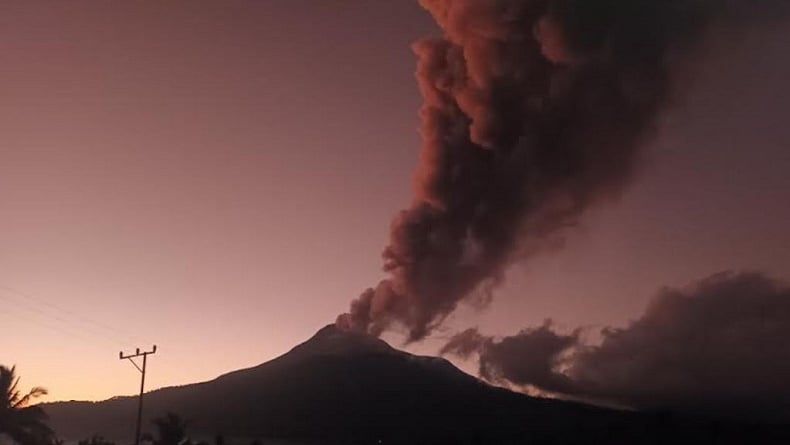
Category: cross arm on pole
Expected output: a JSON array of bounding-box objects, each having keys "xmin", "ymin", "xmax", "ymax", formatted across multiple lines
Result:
[{"xmin": 118, "ymin": 346, "xmax": 157, "ymax": 445}]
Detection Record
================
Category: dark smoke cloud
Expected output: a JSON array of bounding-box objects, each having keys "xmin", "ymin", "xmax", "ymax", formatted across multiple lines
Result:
[
  {"xmin": 338, "ymin": 0, "xmax": 787, "ymax": 341},
  {"xmin": 441, "ymin": 321, "xmax": 581, "ymax": 394},
  {"xmin": 442, "ymin": 272, "xmax": 790, "ymax": 418}
]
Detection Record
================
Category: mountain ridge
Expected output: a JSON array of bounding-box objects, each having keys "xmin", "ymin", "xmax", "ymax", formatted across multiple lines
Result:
[{"xmin": 43, "ymin": 324, "xmax": 790, "ymax": 444}]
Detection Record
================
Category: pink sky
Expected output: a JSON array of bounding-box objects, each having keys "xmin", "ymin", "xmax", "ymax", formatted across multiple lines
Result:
[{"xmin": 0, "ymin": 1, "xmax": 788, "ymax": 402}]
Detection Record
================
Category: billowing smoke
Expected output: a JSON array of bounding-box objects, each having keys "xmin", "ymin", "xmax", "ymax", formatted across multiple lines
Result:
[
  {"xmin": 338, "ymin": 0, "xmax": 781, "ymax": 341},
  {"xmin": 440, "ymin": 321, "xmax": 580, "ymax": 394},
  {"xmin": 442, "ymin": 272, "xmax": 790, "ymax": 418},
  {"xmin": 338, "ymin": 0, "xmax": 786, "ymax": 341}
]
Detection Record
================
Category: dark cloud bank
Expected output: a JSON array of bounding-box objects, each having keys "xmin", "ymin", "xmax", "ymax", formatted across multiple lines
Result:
[{"xmin": 442, "ymin": 272, "xmax": 790, "ymax": 419}]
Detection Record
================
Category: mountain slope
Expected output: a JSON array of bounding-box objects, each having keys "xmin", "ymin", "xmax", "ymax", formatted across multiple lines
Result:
[{"xmin": 43, "ymin": 325, "xmax": 789, "ymax": 444}]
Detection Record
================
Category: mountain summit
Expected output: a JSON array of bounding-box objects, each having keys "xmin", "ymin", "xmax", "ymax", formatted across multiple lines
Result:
[{"xmin": 287, "ymin": 324, "xmax": 396, "ymax": 357}]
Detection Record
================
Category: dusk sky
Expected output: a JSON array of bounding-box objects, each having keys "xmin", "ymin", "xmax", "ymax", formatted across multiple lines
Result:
[{"xmin": 1, "ymin": 1, "xmax": 788, "ymax": 403}]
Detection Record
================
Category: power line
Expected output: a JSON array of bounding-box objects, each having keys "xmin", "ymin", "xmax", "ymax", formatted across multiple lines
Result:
[
  {"xmin": 0, "ymin": 284, "xmax": 146, "ymax": 343},
  {"xmin": 0, "ymin": 286, "xmax": 186, "ymax": 398},
  {"xmin": 0, "ymin": 292, "xmax": 130, "ymax": 350},
  {"xmin": 0, "ymin": 305, "xmax": 115, "ymax": 349},
  {"xmin": 0, "ymin": 284, "xmax": 151, "ymax": 347}
]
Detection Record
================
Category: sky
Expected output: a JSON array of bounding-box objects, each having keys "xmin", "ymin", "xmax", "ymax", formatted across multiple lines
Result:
[{"xmin": 0, "ymin": 1, "xmax": 788, "ymax": 403}]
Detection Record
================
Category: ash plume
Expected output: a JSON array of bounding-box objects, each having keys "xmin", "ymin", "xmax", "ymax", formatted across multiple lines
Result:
[
  {"xmin": 338, "ymin": 0, "xmax": 787, "ymax": 341},
  {"xmin": 442, "ymin": 272, "xmax": 790, "ymax": 417}
]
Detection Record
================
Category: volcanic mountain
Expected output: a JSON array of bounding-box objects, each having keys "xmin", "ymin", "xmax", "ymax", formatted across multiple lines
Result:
[{"xmin": 43, "ymin": 325, "xmax": 788, "ymax": 444}]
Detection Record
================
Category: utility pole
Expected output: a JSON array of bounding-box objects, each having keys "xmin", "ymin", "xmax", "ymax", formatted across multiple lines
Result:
[{"xmin": 120, "ymin": 346, "xmax": 157, "ymax": 445}]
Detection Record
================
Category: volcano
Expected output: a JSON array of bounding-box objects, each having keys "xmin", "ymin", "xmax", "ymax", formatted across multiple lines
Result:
[{"xmin": 43, "ymin": 325, "xmax": 789, "ymax": 444}]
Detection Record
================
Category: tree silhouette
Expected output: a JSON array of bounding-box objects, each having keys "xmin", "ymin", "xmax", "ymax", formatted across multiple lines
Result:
[
  {"xmin": 77, "ymin": 435, "xmax": 115, "ymax": 445},
  {"xmin": 151, "ymin": 412, "xmax": 189, "ymax": 445},
  {"xmin": 0, "ymin": 365, "xmax": 54, "ymax": 445}
]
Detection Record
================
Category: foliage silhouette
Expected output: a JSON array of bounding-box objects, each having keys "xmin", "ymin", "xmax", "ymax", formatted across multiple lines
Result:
[
  {"xmin": 77, "ymin": 435, "xmax": 115, "ymax": 445},
  {"xmin": 0, "ymin": 365, "xmax": 54, "ymax": 445},
  {"xmin": 151, "ymin": 412, "xmax": 189, "ymax": 445}
]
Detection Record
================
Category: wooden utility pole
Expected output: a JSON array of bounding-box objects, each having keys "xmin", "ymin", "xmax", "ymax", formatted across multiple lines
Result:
[{"xmin": 120, "ymin": 346, "xmax": 157, "ymax": 445}]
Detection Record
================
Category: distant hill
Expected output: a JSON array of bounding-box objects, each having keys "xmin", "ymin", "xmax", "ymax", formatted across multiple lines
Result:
[{"xmin": 43, "ymin": 325, "xmax": 789, "ymax": 444}]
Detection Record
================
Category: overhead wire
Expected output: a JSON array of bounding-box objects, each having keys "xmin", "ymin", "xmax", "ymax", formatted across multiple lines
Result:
[{"xmin": 0, "ymin": 285, "xmax": 151, "ymax": 349}]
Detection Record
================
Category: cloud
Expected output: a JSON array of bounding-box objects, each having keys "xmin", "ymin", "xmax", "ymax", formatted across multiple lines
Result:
[
  {"xmin": 442, "ymin": 322, "xmax": 581, "ymax": 395},
  {"xmin": 443, "ymin": 272, "xmax": 790, "ymax": 418}
]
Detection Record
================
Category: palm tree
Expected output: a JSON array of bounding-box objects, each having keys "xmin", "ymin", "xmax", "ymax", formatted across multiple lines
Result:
[
  {"xmin": 151, "ymin": 412, "xmax": 189, "ymax": 445},
  {"xmin": 0, "ymin": 365, "xmax": 54, "ymax": 445}
]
